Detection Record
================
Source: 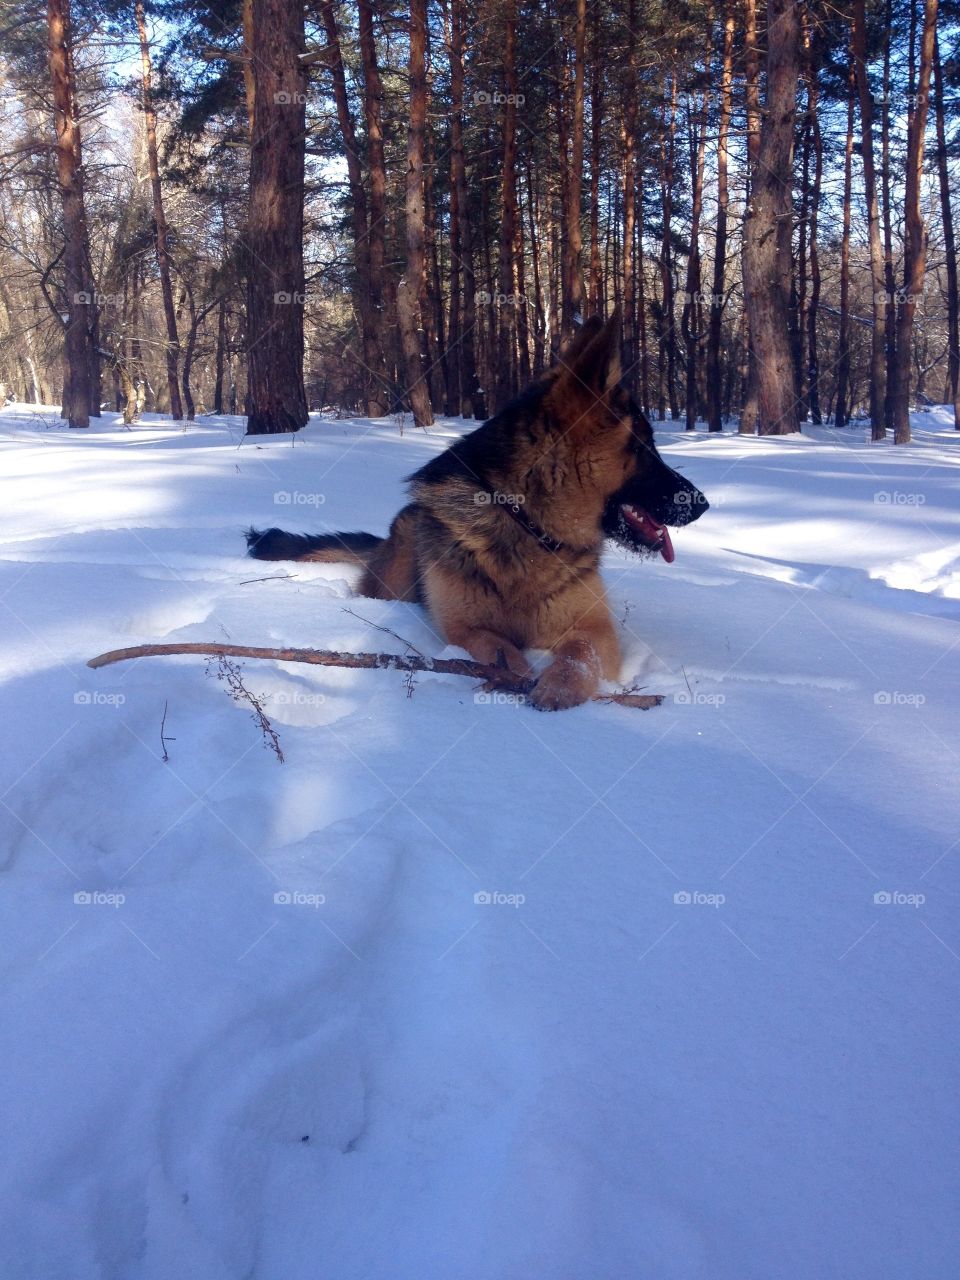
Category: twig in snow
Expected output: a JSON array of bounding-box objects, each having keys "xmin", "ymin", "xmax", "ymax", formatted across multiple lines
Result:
[
  {"xmin": 239, "ymin": 573, "xmax": 299, "ymax": 585},
  {"xmin": 159, "ymin": 699, "xmax": 175, "ymax": 762},
  {"xmin": 86, "ymin": 641, "xmax": 664, "ymax": 710},
  {"xmin": 204, "ymin": 654, "xmax": 285, "ymax": 762},
  {"xmin": 341, "ymin": 607, "xmax": 426, "ymax": 658}
]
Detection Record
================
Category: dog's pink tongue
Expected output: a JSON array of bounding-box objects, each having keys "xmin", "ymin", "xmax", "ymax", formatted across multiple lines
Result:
[{"xmin": 659, "ymin": 525, "xmax": 675, "ymax": 564}]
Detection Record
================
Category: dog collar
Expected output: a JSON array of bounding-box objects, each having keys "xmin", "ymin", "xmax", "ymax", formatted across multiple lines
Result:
[{"xmin": 496, "ymin": 494, "xmax": 567, "ymax": 554}]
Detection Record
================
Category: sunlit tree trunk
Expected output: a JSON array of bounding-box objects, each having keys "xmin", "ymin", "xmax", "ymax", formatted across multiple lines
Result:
[
  {"xmin": 495, "ymin": 0, "xmax": 519, "ymax": 409},
  {"xmin": 933, "ymin": 28, "xmax": 959, "ymax": 429},
  {"xmin": 244, "ymin": 0, "xmax": 309, "ymax": 434},
  {"xmin": 682, "ymin": 79, "xmax": 708, "ymax": 431},
  {"xmin": 834, "ymin": 50, "xmax": 855, "ymax": 428},
  {"xmin": 47, "ymin": 0, "xmax": 94, "ymax": 427},
  {"xmin": 742, "ymin": 0, "xmax": 801, "ymax": 435},
  {"xmin": 320, "ymin": 0, "xmax": 387, "ymax": 416},
  {"xmin": 560, "ymin": 0, "xmax": 586, "ymax": 338},
  {"xmin": 851, "ymin": 0, "xmax": 887, "ymax": 440},
  {"xmin": 892, "ymin": 0, "xmax": 938, "ymax": 445},
  {"xmin": 136, "ymin": 0, "xmax": 183, "ymax": 419},
  {"xmin": 707, "ymin": 0, "xmax": 733, "ymax": 433},
  {"xmin": 739, "ymin": 0, "xmax": 762, "ymax": 434},
  {"xmin": 397, "ymin": 0, "xmax": 434, "ymax": 426}
]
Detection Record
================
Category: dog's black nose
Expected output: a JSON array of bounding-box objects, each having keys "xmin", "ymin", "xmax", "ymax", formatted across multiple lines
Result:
[{"xmin": 652, "ymin": 469, "xmax": 709, "ymax": 528}]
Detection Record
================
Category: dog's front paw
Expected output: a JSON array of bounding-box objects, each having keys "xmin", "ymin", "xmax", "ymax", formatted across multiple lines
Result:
[{"xmin": 529, "ymin": 657, "xmax": 598, "ymax": 711}]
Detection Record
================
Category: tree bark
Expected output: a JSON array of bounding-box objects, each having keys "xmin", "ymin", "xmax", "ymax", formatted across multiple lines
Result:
[
  {"xmin": 892, "ymin": 0, "xmax": 938, "ymax": 445},
  {"xmin": 495, "ymin": 0, "xmax": 520, "ymax": 409},
  {"xmin": 851, "ymin": 0, "xmax": 887, "ymax": 440},
  {"xmin": 47, "ymin": 0, "xmax": 94, "ymax": 427},
  {"xmin": 933, "ymin": 27, "xmax": 959, "ymax": 429},
  {"xmin": 739, "ymin": 0, "xmax": 762, "ymax": 434},
  {"xmin": 244, "ymin": 0, "xmax": 309, "ymax": 434},
  {"xmin": 135, "ymin": 0, "xmax": 183, "ymax": 420},
  {"xmin": 620, "ymin": 0, "xmax": 639, "ymax": 394},
  {"xmin": 396, "ymin": 0, "xmax": 434, "ymax": 427},
  {"xmin": 448, "ymin": 0, "xmax": 483, "ymax": 417},
  {"xmin": 707, "ymin": 0, "xmax": 733, "ymax": 433},
  {"xmin": 741, "ymin": 0, "xmax": 801, "ymax": 435},
  {"xmin": 320, "ymin": 0, "xmax": 387, "ymax": 416},
  {"xmin": 214, "ymin": 295, "xmax": 227, "ymax": 414},
  {"xmin": 682, "ymin": 79, "xmax": 708, "ymax": 431},
  {"xmin": 358, "ymin": 0, "xmax": 393, "ymax": 407},
  {"xmin": 560, "ymin": 0, "xmax": 587, "ymax": 339},
  {"xmin": 834, "ymin": 49, "xmax": 855, "ymax": 428}
]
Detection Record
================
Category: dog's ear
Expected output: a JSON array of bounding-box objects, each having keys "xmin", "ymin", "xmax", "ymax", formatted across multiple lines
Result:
[
  {"xmin": 554, "ymin": 309, "xmax": 621, "ymax": 400},
  {"xmin": 540, "ymin": 318, "xmax": 603, "ymax": 384},
  {"xmin": 557, "ymin": 317, "xmax": 603, "ymax": 367}
]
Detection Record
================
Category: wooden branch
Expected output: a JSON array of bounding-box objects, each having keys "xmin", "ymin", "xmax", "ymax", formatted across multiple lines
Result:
[{"xmin": 86, "ymin": 642, "xmax": 663, "ymax": 710}]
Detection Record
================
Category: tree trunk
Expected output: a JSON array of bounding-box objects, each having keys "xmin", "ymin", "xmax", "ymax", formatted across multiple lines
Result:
[
  {"xmin": 214, "ymin": 296, "xmax": 227, "ymax": 414},
  {"xmin": 803, "ymin": 2, "xmax": 823, "ymax": 424},
  {"xmin": 933, "ymin": 27, "xmax": 960, "ymax": 429},
  {"xmin": 892, "ymin": 0, "xmax": 938, "ymax": 445},
  {"xmin": 588, "ymin": 4, "xmax": 603, "ymax": 315},
  {"xmin": 834, "ymin": 49, "xmax": 855, "ymax": 428},
  {"xmin": 739, "ymin": 0, "xmax": 762, "ymax": 434},
  {"xmin": 47, "ymin": 0, "xmax": 94, "ymax": 427},
  {"xmin": 658, "ymin": 72, "xmax": 680, "ymax": 420},
  {"xmin": 707, "ymin": 0, "xmax": 733, "ymax": 433},
  {"xmin": 851, "ymin": 0, "xmax": 887, "ymax": 440},
  {"xmin": 358, "ymin": 0, "xmax": 393, "ymax": 410},
  {"xmin": 682, "ymin": 80, "xmax": 708, "ymax": 431},
  {"xmin": 448, "ymin": 0, "xmax": 483, "ymax": 417},
  {"xmin": 244, "ymin": 0, "xmax": 309, "ymax": 434},
  {"xmin": 880, "ymin": 0, "xmax": 896, "ymax": 434},
  {"xmin": 741, "ymin": 0, "xmax": 801, "ymax": 435},
  {"xmin": 320, "ymin": 0, "xmax": 387, "ymax": 416},
  {"xmin": 621, "ymin": 0, "xmax": 639, "ymax": 394},
  {"xmin": 560, "ymin": 0, "xmax": 587, "ymax": 339},
  {"xmin": 396, "ymin": 0, "xmax": 434, "ymax": 427},
  {"xmin": 135, "ymin": 0, "xmax": 183, "ymax": 420},
  {"xmin": 495, "ymin": 0, "xmax": 520, "ymax": 409}
]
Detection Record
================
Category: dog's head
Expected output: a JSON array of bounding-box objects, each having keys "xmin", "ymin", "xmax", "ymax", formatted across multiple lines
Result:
[{"xmin": 544, "ymin": 313, "xmax": 708, "ymax": 561}]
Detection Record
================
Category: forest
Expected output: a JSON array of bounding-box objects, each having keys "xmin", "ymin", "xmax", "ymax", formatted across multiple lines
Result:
[{"xmin": 0, "ymin": 0, "xmax": 958, "ymax": 441}]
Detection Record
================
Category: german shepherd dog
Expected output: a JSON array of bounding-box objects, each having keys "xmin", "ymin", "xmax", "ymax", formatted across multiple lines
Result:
[{"xmin": 247, "ymin": 314, "xmax": 708, "ymax": 709}]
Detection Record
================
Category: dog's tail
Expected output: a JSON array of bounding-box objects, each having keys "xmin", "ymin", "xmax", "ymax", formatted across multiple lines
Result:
[{"xmin": 245, "ymin": 527, "xmax": 382, "ymax": 565}]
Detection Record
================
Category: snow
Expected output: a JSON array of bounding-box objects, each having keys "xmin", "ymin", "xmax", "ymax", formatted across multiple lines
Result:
[{"xmin": 1, "ymin": 403, "xmax": 958, "ymax": 1279}]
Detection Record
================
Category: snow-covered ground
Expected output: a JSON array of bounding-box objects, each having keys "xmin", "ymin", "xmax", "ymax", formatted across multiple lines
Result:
[{"xmin": 1, "ymin": 402, "xmax": 958, "ymax": 1279}]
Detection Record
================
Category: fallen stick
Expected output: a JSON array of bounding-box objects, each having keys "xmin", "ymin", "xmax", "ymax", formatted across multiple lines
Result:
[{"xmin": 87, "ymin": 642, "xmax": 663, "ymax": 710}]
